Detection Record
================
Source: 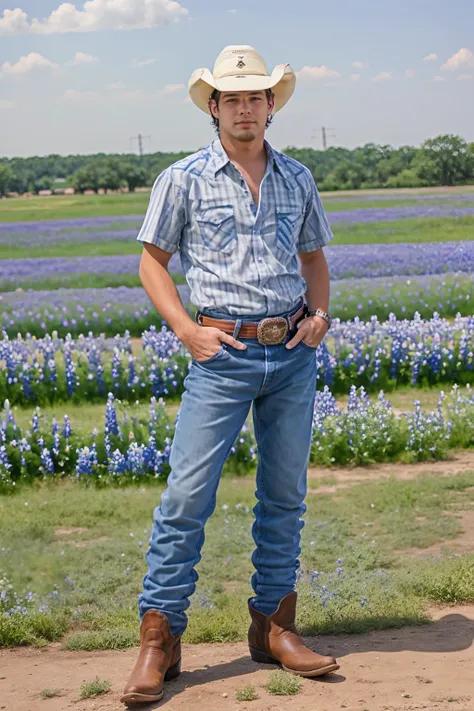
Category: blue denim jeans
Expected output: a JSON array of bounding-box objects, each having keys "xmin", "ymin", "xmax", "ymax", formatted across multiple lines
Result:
[{"xmin": 138, "ymin": 298, "xmax": 317, "ymax": 636}]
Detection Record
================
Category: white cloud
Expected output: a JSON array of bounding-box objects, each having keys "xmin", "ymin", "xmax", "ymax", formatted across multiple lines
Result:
[
  {"xmin": 62, "ymin": 89, "xmax": 98, "ymax": 102},
  {"xmin": 0, "ymin": 0, "xmax": 188, "ymax": 35},
  {"xmin": 296, "ymin": 65, "xmax": 341, "ymax": 81},
  {"xmin": 350, "ymin": 73, "xmax": 361, "ymax": 82},
  {"xmin": 432, "ymin": 75, "xmax": 446, "ymax": 82},
  {"xmin": 423, "ymin": 53, "xmax": 437, "ymax": 61},
  {"xmin": 60, "ymin": 87, "xmax": 145, "ymax": 103},
  {"xmin": 405, "ymin": 69, "xmax": 415, "ymax": 79},
  {"xmin": 70, "ymin": 51, "xmax": 98, "ymax": 65},
  {"xmin": 457, "ymin": 73, "xmax": 472, "ymax": 81},
  {"xmin": 372, "ymin": 72, "xmax": 392, "ymax": 82},
  {"xmin": 351, "ymin": 61, "xmax": 365, "ymax": 69},
  {"xmin": 1, "ymin": 52, "xmax": 59, "ymax": 75},
  {"xmin": 228, "ymin": 8, "xmax": 237, "ymax": 13},
  {"xmin": 0, "ymin": 99, "xmax": 14, "ymax": 108},
  {"xmin": 132, "ymin": 58, "xmax": 159, "ymax": 68},
  {"xmin": 161, "ymin": 83, "xmax": 185, "ymax": 94},
  {"xmin": 441, "ymin": 47, "xmax": 474, "ymax": 71}
]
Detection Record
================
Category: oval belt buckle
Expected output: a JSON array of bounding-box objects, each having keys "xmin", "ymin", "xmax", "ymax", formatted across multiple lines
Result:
[{"xmin": 257, "ymin": 317, "xmax": 289, "ymax": 345}]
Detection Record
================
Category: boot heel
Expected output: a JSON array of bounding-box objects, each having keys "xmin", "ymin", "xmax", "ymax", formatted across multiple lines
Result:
[
  {"xmin": 164, "ymin": 658, "xmax": 181, "ymax": 681},
  {"xmin": 249, "ymin": 645, "xmax": 279, "ymax": 665}
]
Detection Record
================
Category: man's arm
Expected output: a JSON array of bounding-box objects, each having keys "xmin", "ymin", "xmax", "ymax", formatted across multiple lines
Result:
[
  {"xmin": 139, "ymin": 243, "xmax": 197, "ymax": 342},
  {"xmin": 298, "ymin": 248, "xmax": 330, "ymax": 313}
]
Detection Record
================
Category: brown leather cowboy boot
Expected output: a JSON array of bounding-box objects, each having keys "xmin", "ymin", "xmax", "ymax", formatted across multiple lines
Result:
[
  {"xmin": 120, "ymin": 610, "xmax": 182, "ymax": 705},
  {"xmin": 248, "ymin": 591, "xmax": 340, "ymax": 677}
]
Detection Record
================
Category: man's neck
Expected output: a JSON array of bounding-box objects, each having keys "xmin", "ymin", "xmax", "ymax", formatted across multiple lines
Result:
[{"xmin": 219, "ymin": 133, "xmax": 267, "ymax": 168}]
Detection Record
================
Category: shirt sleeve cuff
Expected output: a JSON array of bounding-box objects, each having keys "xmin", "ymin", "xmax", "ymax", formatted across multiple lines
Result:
[{"xmin": 136, "ymin": 233, "xmax": 179, "ymax": 254}]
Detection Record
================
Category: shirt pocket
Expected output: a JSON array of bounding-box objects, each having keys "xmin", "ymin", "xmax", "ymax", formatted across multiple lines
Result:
[
  {"xmin": 195, "ymin": 201, "xmax": 237, "ymax": 254},
  {"xmin": 275, "ymin": 203, "xmax": 305, "ymax": 253}
]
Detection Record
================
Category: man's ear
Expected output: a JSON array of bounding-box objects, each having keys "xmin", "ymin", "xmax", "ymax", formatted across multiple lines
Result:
[
  {"xmin": 209, "ymin": 99, "xmax": 218, "ymax": 120},
  {"xmin": 267, "ymin": 93, "xmax": 275, "ymax": 115}
]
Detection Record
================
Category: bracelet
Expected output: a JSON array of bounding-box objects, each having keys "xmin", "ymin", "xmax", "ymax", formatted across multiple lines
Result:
[{"xmin": 307, "ymin": 308, "xmax": 332, "ymax": 330}]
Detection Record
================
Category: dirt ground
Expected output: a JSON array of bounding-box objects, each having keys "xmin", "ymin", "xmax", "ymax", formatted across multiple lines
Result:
[{"xmin": 1, "ymin": 451, "xmax": 473, "ymax": 711}]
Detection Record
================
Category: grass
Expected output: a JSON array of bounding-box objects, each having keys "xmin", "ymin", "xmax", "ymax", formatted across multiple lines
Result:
[
  {"xmin": 1, "ymin": 216, "xmax": 473, "ymax": 261},
  {"xmin": 235, "ymin": 684, "xmax": 259, "ymax": 701},
  {"xmin": 1, "ymin": 188, "xmax": 474, "ymax": 223},
  {"xmin": 1, "ymin": 467, "xmax": 473, "ymax": 648},
  {"xmin": 332, "ymin": 215, "xmax": 474, "ymax": 244},
  {"xmin": 0, "ymin": 271, "xmax": 185, "ymax": 293},
  {"xmin": 40, "ymin": 688, "xmax": 62, "ymax": 698},
  {"xmin": 264, "ymin": 670, "xmax": 302, "ymax": 695},
  {"xmin": 79, "ymin": 676, "xmax": 111, "ymax": 699}
]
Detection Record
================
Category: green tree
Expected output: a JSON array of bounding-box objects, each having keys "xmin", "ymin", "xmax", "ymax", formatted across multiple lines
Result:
[
  {"xmin": 415, "ymin": 134, "xmax": 474, "ymax": 186},
  {"xmin": 0, "ymin": 162, "xmax": 13, "ymax": 197},
  {"xmin": 121, "ymin": 163, "xmax": 149, "ymax": 191}
]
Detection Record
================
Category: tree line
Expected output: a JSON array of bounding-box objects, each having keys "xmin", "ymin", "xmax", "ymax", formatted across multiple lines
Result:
[{"xmin": 0, "ymin": 134, "xmax": 473, "ymax": 198}]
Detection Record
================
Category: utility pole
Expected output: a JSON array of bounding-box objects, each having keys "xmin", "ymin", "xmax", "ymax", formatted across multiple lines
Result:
[
  {"xmin": 321, "ymin": 127, "xmax": 336, "ymax": 150},
  {"xmin": 311, "ymin": 127, "xmax": 336, "ymax": 150},
  {"xmin": 130, "ymin": 133, "xmax": 151, "ymax": 156}
]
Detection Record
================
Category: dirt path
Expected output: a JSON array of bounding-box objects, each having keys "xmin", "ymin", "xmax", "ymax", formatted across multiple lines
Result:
[
  {"xmin": 307, "ymin": 449, "xmax": 474, "ymax": 495},
  {"xmin": 1, "ymin": 605, "xmax": 473, "ymax": 711}
]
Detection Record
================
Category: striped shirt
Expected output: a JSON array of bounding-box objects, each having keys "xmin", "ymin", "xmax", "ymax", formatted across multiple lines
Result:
[{"xmin": 136, "ymin": 136, "xmax": 333, "ymax": 316}]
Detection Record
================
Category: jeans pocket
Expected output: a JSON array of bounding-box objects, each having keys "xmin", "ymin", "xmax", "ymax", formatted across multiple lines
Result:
[
  {"xmin": 299, "ymin": 339, "xmax": 318, "ymax": 352},
  {"xmin": 194, "ymin": 345, "xmax": 229, "ymax": 365},
  {"xmin": 196, "ymin": 203, "xmax": 237, "ymax": 253}
]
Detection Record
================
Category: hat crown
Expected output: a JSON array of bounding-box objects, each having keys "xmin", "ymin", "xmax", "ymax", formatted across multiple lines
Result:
[{"xmin": 213, "ymin": 44, "xmax": 269, "ymax": 80}]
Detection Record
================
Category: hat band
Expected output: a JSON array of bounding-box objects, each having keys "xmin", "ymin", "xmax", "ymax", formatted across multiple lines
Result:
[{"xmin": 216, "ymin": 69, "xmax": 269, "ymax": 79}]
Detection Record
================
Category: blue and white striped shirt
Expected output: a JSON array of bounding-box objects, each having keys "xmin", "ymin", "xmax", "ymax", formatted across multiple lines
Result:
[{"xmin": 137, "ymin": 136, "xmax": 333, "ymax": 316}]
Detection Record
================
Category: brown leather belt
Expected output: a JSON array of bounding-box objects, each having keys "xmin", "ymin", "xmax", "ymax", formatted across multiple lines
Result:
[{"xmin": 196, "ymin": 304, "xmax": 306, "ymax": 345}]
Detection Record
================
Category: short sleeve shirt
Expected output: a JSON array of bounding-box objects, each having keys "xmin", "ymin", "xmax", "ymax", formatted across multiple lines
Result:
[{"xmin": 137, "ymin": 136, "xmax": 333, "ymax": 317}]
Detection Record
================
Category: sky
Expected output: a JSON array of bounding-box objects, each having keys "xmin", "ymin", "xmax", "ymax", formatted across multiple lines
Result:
[{"xmin": 1, "ymin": 0, "xmax": 473, "ymax": 158}]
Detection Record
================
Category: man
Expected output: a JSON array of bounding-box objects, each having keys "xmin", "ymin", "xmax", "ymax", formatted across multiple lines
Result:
[{"xmin": 121, "ymin": 44, "xmax": 339, "ymax": 706}]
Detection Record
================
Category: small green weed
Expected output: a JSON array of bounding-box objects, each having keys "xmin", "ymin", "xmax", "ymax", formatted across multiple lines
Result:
[
  {"xmin": 235, "ymin": 684, "xmax": 259, "ymax": 701},
  {"xmin": 40, "ymin": 688, "xmax": 62, "ymax": 698},
  {"xmin": 79, "ymin": 676, "xmax": 111, "ymax": 699},
  {"xmin": 264, "ymin": 669, "xmax": 302, "ymax": 695}
]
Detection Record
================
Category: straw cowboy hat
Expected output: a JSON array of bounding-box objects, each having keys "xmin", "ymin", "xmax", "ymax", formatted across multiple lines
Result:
[{"xmin": 188, "ymin": 44, "xmax": 296, "ymax": 115}]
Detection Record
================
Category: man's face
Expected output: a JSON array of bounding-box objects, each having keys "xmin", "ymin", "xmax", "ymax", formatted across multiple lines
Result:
[{"xmin": 210, "ymin": 90, "xmax": 274, "ymax": 142}]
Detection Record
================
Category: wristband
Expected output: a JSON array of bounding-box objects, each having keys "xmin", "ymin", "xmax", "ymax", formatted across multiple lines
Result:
[{"xmin": 307, "ymin": 308, "xmax": 332, "ymax": 330}]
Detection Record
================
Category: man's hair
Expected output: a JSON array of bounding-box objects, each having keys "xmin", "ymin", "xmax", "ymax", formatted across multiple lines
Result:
[{"xmin": 208, "ymin": 88, "xmax": 275, "ymax": 133}]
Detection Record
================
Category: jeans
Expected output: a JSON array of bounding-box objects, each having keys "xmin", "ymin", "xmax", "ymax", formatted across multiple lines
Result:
[{"xmin": 138, "ymin": 298, "xmax": 318, "ymax": 636}]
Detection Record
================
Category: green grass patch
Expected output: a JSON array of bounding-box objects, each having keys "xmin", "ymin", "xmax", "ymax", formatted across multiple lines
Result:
[
  {"xmin": 1, "ymin": 469, "xmax": 473, "ymax": 648},
  {"xmin": 264, "ymin": 670, "xmax": 302, "ymax": 695},
  {"xmin": 235, "ymin": 684, "xmax": 259, "ymax": 701},
  {"xmin": 79, "ymin": 676, "xmax": 111, "ymax": 699},
  {"xmin": 40, "ymin": 688, "xmax": 63, "ymax": 699},
  {"xmin": 331, "ymin": 215, "xmax": 474, "ymax": 245},
  {"xmin": 0, "ymin": 271, "xmax": 185, "ymax": 293}
]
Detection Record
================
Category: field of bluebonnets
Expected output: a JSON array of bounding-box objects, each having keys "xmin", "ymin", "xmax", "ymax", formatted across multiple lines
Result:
[{"xmin": 1, "ymin": 187, "xmax": 474, "ymax": 653}]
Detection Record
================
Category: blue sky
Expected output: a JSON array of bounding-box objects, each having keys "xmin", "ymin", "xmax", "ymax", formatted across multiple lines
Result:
[{"xmin": 1, "ymin": 0, "xmax": 473, "ymax": 157}]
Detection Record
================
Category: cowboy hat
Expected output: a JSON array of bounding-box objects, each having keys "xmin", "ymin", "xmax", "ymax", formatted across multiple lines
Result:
[{"xmin": 188, "ymin": 44, "xmax": 296, "ymax": 115}]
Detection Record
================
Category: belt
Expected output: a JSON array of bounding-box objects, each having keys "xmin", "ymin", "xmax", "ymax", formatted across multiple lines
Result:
[{"xmin": 196, "ymin": 304, "xmax": 307, "ymax": 345}]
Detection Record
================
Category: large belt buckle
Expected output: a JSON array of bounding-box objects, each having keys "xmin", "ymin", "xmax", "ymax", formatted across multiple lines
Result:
[{"xmin": 257, "ymin": 317, "xmax": 288, "ymax": 345}]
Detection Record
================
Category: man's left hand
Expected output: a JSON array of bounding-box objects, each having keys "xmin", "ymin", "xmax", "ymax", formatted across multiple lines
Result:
[{"xmin": 285, "ymin": 315, "xmax": 328, "ymax": 349}]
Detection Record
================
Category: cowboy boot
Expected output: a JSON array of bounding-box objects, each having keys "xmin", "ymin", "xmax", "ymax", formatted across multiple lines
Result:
[
  {"xmin": 248, "ymin": 591, "xmax": 340, "ymax": 677},
  {"xmin": 120, "ymin": 610, "xmax": 182, "ymax": 705}
]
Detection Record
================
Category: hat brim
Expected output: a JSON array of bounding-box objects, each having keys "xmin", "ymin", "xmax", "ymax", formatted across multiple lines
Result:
[{"xmin": 188, "ymin": 63, "xmax": 296, "ymax": 115}]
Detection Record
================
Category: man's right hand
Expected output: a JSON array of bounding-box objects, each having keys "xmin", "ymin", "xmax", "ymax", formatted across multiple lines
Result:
[{"xmin": 180, "ymin": 324, "xmax": 247, "ymax": 362}]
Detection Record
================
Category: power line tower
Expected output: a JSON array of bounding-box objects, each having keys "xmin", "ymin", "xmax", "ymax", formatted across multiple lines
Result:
[
  {"xmin": 321, "ymin": 126, "xmax": 336, "ymax": 150},
  {"xmin": 310, "ymin": 127, "xmax": 336, "ymax": 150},
  {"xmin": 130, "ymin": 133, "xmax": 151, "ymax": 156}
]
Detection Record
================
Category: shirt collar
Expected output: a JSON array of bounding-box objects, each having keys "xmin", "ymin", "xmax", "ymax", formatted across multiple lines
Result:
[{"xmin": 208, "ymin": 136, "xmax": 285, "ymax": 178}]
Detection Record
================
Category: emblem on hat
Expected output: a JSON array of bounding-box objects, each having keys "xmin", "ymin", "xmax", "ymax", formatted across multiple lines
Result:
[{"xmin": 236, "ymin": 56, "xmax": 246, "ymax": 69}]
